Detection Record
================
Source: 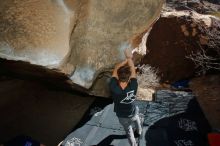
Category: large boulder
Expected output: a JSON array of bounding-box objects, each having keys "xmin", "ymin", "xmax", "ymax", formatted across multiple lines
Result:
[
  {"xmin": 141, "ymin": 9, "xmax": 220, "ymax": 83},
  {"xmin": 206, "ymin": 0, "xmax": 220, "ymax": 4},
  {"xmin": 0, "ymin": 75, "xmax": 95, "ymax": 145},
  {"xmin": 189, "ymin": 75, "xmax": 220, "ymax": 129},
  {"xmin": 166, "ymin": 0, "xmax": 220, "ymax": 14},
  {"xmin": 0, "ymin": 0, "xmax": 75, "ymax": 66},
  {"xmin": 0, "ymin": 0, "xmax": 164, "ymax": 97}
]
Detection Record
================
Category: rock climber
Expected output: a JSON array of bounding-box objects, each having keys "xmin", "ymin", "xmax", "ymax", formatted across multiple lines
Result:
[{"xmin": 109, "ymin": 48, "xmax": 142, "ymax": 146}]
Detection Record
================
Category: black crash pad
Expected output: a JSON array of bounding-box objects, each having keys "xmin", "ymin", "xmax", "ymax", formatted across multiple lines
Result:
[{"xmin": 61, "ymin": 90, "xmax": 210, "ymax": 146}]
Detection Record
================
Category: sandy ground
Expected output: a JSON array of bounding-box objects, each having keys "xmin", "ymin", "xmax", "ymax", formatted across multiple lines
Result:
[
  {"xmin": 190, "ymin": 74, "xmax": 220, "ymax": 130},
  {"xmin": 0, "ymin": 76, "xmax": 95, "ymax": 146}
]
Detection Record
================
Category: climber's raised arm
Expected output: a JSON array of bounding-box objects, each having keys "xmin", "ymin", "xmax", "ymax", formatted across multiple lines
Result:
[
  {"xmin": 112, "ymin": 59, "xmax": 128, "ymax": 79},
  {"xmin": 124, "ymin": 48, "xmax": 136, "ymax": 78}
]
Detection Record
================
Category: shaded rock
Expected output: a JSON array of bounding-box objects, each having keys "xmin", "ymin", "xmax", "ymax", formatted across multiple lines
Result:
[
  {"xmin": 0, "ymin": 0, "xmax": 165, "ymax": 97},
  {"xmin": 190, "ymin": 75, "xmax": 220, "ymax": 129},
  {"xmin": 166, "ymin": 0, "xmax": 203, "ymax": 12},
  {"xmin": 166, "ymin": 0, "xmax": 220, "ymax": 14},
  {"xmin": 141, "ymin": 9, "xmax": 220, "ymax": 83},
  {"xmin": 206, "ymin": 0, "xmax": 220, "ymax": 4},
  {"xmin": 0, "ymin": 75, "xmax": 95, "ymax": 146}
]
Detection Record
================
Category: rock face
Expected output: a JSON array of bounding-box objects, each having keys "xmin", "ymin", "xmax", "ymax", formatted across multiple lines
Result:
[
  {"xmin": 166, "ymin": 0, "xmax": 220, "ymax": 14},
  {"xmin": 61, "ymin": 0, "xmax": 164, "ymax": 96},
  {"xmin": 141, "ymin": 9, "xmax": 220, "ymax": 83},
  {"xmin": 190, "ymin": 75, "xmax": 220, "ymax": 129},
  {"xmin": 0, "ymin": 0, "xmax": 164, "ymax": 97},
  {"xmin": 0, "ymin": 75, "xmax": 95, "ymax": 146},
  {"xmin": 0, "ymin": 0, "xmax": 74, "ymax": 66},
  {"xmin": 206, "ymin": 0, "xmax": 220, "ymax": 4}
]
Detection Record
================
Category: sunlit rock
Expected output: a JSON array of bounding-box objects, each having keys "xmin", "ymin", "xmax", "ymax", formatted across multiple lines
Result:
[
  {"xmin": 0, "ymin": 0, "xmax": 164, "ymax": 97},
  {"xmin": 0, "ymin": 0, "xmax": 75, "ymax": 67},
  {"xmin": 61, "ymin": 0, "xmax": 165, "ymax": 93}
]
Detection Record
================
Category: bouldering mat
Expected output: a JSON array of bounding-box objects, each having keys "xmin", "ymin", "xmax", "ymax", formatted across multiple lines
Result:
[{"xmin": 61, "ymin": 90, "xmax": 211, "ymax": 146}]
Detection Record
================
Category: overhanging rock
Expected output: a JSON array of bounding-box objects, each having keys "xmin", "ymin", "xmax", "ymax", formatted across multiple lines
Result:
[{"xmin": 0, "ymin": 0, "xmax": 164, "ymax": 97}]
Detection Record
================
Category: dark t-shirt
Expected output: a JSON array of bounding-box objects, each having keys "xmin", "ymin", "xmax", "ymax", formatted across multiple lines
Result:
[{"xmin": 110, "ymin": 77, "xmax": 138, "ymax": 118}]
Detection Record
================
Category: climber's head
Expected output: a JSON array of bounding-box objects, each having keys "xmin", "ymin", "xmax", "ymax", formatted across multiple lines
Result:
[{"xmin": 117, "ymin": 65, "xmax": 131, "ymax": 82}]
